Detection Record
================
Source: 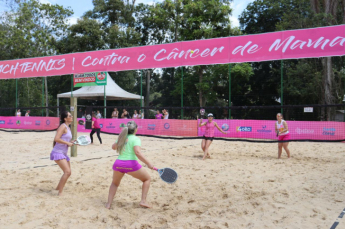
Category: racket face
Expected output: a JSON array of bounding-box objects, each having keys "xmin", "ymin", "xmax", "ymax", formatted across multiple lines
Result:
[
  {"xmin": 76, "ymin": 135, "xmax": 91, "ymax": 146},
  {"xmin": 200, "ymin": 109, "xmax": 205, "ymax": 115},
  {"xmin": 158, "ymin": 168, "xmax": 178, "ymax": 184}
]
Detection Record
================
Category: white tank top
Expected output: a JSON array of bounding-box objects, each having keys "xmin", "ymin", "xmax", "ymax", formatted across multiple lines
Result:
[
  {"xmin": 164, "ymin": 113, "xmax": 169, "ymax": 119},
  {"xmin": 276, "ymin": 120, "xmax": 289, "ymax": 135}
]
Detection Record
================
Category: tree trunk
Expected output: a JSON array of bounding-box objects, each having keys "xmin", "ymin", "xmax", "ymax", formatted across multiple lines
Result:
[
  {"xmin": 321, "ymin": 57, "xmax": 335, "ymax": 120},
  {"xmin": 198, "ymin": 66, "xmax": 206, "ymax": 107},
  {"xmin": 45, "ymin": 77, "xmax": 48, "ymax": 117},
  {"xmin": 27, "ymin": 78, "xmax": 29, "ymax": 105},
  {"xmin": 145, "ymin": 70, "xmax": 151, "ymax": 108}
]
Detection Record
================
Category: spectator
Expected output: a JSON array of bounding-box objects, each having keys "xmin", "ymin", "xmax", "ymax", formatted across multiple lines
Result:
[
  {"xmin": 77, "ymin": 108, "xmax": 83, "ymax": 118},
  {"xmin": 16, "ymin": 109, "xmax": 21, "ymax": 117},
  {"xmin": 138, "ymin": 110, "xmax": 144, "ymax": 119},
  {"xmin": 96, "ymin": 110, "xmax": 102, "ymax": 119},
  {"xmin": 25, "ymin": 110, "xmax": 30, "ymax": 117},
  {"xmin": 133, "ymin": 110, "xmax": 138, "ymax": 119},
  {"xmin": 121, "ymin": 109, "xmax": 131, "ymax": 119},
  {"xmin": 111, "ymin": 108, "xmax": 119, "ymax": 119},
  {"xmin": 163, "ymin": 109, "xmax": 169, "ymax": 119},
  {"xmin": 155, "ymin": 110, "xmax": 163, "ymax": 119},
  {"xmin": 82, "ymin": 111, "xmax": 86, "ymax": 119}
]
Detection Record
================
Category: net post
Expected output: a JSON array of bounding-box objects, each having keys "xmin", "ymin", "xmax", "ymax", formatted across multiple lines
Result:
[
  {"xmin": 140, "ymin": 70, "xmax": 143, "ymax": 115},
  {"xmin": 71, "ymin": 74, "xmax": 73, "ymax": 98},
  {"xmin": 104, "ymin": 85, "xmax": 106, "ymax": 118},
  {"xmin": 42, "ymin": 78, "xmax": 44, "ymax": 117},
  {"xmin": 181, "ymin": 67, "xmax": 184, "ymax": 119},
  {"xmin": 70, "ymin": 97, "xmax": 78, "ymax": 157},
  {"xmin": 57, "ymin": 98, "xmax": 59, "ymax": 118},
  {"xmin": 281, "ymin": 60, "xmax": 283, "ymax": 114},
  {"xmin": 15, "ymin": 78, "xmax": 18, "ymax": 112},
  {"xmin": 228, "ymin": 64, "xmax": 231, "ymax": 119}
]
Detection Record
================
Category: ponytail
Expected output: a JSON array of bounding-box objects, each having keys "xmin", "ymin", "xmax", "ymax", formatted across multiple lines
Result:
[{"xmin": 117, "ymin": 127, "xmax": 129, "ymax": 154}]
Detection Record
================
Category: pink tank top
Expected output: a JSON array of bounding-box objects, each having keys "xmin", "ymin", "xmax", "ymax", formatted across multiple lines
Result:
[{"xmin": 204, "ymin": 121, "xmax": 215, "ymax": 137}]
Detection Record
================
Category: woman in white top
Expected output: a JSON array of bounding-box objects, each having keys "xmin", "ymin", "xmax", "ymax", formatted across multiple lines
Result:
[
  {"xmin": 163, "ymin": 109, "xmax": 169, "ymax": 119},
  {"xmin": 25, "ymin": 110, "xmax": 30, "ymax": 117},
  {"xmin": 133, "ymin": 110, "xmax": 139, "ymax": 119},
  {"xmin": 275, "ymin": 113, "xmax": 291, "ymax": 159},
  {"xmin": 16, "ymin": 109, "xmax": 21, "ymax": 117},
  {"xmin": 111, "ymin": 108, "xmax": 119, "ymax": 119},
  {"xmin": 139, "ymin": 110, "xmax": 144, "ymax": 119}
]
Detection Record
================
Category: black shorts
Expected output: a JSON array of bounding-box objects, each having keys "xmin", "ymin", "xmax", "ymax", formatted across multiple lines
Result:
[{"xmin": 203, "ymin": 135, "xmax": 214, "ymax": 141}]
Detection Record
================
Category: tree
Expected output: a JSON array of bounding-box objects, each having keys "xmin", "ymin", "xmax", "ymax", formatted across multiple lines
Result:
[{"xmin": 0, "ymin": 0, "xmax": 72, "ymax": 115}]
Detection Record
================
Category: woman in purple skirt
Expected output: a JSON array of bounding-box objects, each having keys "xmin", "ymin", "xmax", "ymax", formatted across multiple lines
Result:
[{"xmin": 50, "ymin": 111, "xmax": 76, "ymax": 196}]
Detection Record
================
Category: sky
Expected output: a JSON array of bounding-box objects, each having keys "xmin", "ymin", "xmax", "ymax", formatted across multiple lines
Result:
[
  {"xmin": 35, "ymin": 0, "xmax": 254, "ymax": 27},
  {"xmin": 0, "ymin": 0, "xmax": 254, "ymax": 27}
]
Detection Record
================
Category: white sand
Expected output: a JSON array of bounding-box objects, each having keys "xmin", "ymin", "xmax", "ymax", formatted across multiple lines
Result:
[{"xmin": 0, "ymin": 130, "xmax": 344, "ymax": 229}]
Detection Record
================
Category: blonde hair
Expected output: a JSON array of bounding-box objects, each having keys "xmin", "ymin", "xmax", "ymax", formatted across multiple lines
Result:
[{"xmin": 117, "ymin": 121, "xmax": 138, "ymax": 154}]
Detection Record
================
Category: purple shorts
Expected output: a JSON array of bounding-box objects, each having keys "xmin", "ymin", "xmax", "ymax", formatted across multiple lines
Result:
[
  {"xmin": 50, "ymin": 152, "xmax": 70, "ymax": 162},
  {"xmin": 113, "ymin": 160, "xmax": 142, "ymax": 173},
  {"xmin": 278, "ymin": 133, "xmax": 290, "ymax": 141}
]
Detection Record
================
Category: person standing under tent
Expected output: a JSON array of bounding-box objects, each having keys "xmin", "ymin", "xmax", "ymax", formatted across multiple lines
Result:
[
  {"xmin": 50, "ymin": 111, "xmax": 76, "ymax": 196},
  {"xmin": 112, "ymin": 108, "xmax": 119, "ymax": 119},
  {"xmin": 25, "ymin": 110, "xmax": 30, "ymax": 117},
  {"xmin": 275, "ymin": 113, "xmax": 291, "ymax": 159},
  {"xmin": 155, "ymin": 110, "xmax": 163, "ymax": 119},
  {"xmin": 96, "ymin": 110, "xmax": 102, "ymax": 119},
  {"xmin": 77, "ymin": 108, "xmax": 83, "ymax": 118},
  {"xmin": 163, "ymin": 109, "xmax": 169, "ymax": 119},
  {"xmin": 90, "ymin": 113, "xmax": 102, "ymax": 144},
  {"xmin": 16, "ymin": 109, "xmax": 21, "ymax": 117},
  {"xmin": 199, "ymin": 113, "xmax": 227, "ymax": 160},
  {"xmin": 133, "ymin": 110, "xmax": 139, "ymax": 119},
  {"xmin": 105, "ymin": 121, "xmax": 154, "ymax": 209},
  {"xmin": 139, "ymin": 110, "xmax": 144, "ymax": 119}
]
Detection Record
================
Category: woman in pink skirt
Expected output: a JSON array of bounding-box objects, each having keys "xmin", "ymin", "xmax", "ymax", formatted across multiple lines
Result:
[
  {"xmin": 199, "ymin": 113, "xmax": 227, "ymax": 160},
  {"xmin": 275, "ymin": 113, "xmax": 291, "ymax": 159}
]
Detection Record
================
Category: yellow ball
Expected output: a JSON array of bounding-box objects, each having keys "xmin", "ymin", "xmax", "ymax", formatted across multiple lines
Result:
[{"xmin": 191, "ymin": 50, "xmax": 194, "ymax": 53}]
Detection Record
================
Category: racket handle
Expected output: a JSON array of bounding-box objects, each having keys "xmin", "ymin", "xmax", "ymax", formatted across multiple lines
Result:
[{"xmin": 153, "ymin": 167, "xmax": 158, "ymax": 171}]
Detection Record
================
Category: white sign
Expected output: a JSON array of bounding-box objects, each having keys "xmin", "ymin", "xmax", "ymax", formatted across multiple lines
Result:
[
  {"xmin": 304, "ymin": 107, "xmax": 313, "ymax": 112},
  {"xmin": 70, "ymin": 106, "xmax": 74, "ymax": 112}
]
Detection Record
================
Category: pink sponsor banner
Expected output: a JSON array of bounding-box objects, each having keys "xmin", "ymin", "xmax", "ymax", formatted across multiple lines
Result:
[
  {"xmin": 198, "ymin": 119, "xmax": 345, "ymax": 141},
  {"xmin": 77, "ymin": 118, "xmax": 198, "ymax": 137},
  {"xmin": 229, "ymin": 32, "xmax": 283, "ymax": 63},
  {"xmin": 0, "ymin": 116, "xmax": 59, "ymax": 130},
  {"xmin": 0, "ymin": 25, "xmax": 344, "ymax": 79}
]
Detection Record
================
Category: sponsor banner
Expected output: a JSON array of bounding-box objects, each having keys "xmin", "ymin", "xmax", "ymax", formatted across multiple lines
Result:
[
  {"xmin": 1, "ymin": 25, "xmax": 345, "ymax": 79},
  {"xmin": 0, "ymin": 116, "xmax": 59, "ymax": 130},
  {"xmin": 74, "ymin": 71, "xmax": 107, "ymax": 87},
  {"xmin": 77, "ymin": 118, "xmax": 197, "ymax": 137},
  {"xmin": 198, "ymin": 119, "xmax": 345, "ymax": 140}
]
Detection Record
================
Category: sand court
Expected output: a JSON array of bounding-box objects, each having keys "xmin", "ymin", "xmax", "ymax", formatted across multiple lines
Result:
[{"xmin": 0, "ymin": 130, "xmax": 344, "ymax": 228}]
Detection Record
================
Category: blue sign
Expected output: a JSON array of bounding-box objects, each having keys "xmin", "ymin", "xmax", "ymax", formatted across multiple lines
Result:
[
  {"xmin": 322, "ymin": 127, "xmax": 335, "ymax": 136},
  {"xmin": 164, "ymin": 123, "xmax": 170, "ymax": 129},
  {"xmin": 221, "ymin": 123, "xmax": 229, "ymax": 131},
  {"xmin": 148, "ymin": 124, "xmax": 156, "ymax": 130},
  {"xmin": 257, "ymin": 125, "xmax": 272, "ymax": 133},
  {"xmin": 0, "ymin": 120, "xmax": 5, "ymax": 124},
  {"xmin": 236, "ymin": 126, "xmax": 252, "ymax": 132}
]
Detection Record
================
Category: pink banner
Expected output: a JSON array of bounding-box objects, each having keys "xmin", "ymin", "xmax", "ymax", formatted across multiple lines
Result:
[
  {"xmin": 77, "ymin": 118, "xmax": 198, "ymax": 137},
  {"xmin": 0, "ymin": 25, "xmax": 344, "ymax": 79},
  {"xmin": 0, "ymin": 116, "xmax": 59, "ymax": 130},
  {"xmin": 198, "ymin": 119, "xmax": 345, "ymax": 141}
]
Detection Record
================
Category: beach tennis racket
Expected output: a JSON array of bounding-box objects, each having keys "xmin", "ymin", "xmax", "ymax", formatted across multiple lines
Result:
[
  {"xmin": 153, "ymin": 167, "xmax": 178, "ymax": 184},
  {"xmin": 200, "ymin": 109, "xmax": 205, "ymax": 118},
  {"xmin": 276, "ymin": 130, "xmax": 279, "ymax": 137},
  {"xmin": 74, "ymin": 135, "xmax": 91, "ymax": 146}
]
